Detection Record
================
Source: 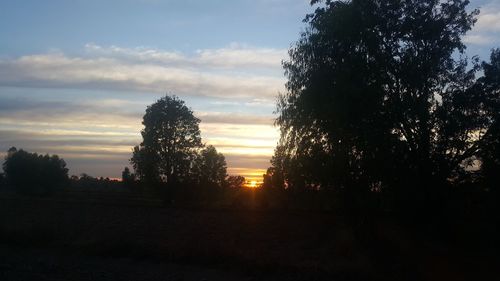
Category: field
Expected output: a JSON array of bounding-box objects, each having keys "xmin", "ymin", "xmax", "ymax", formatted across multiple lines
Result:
[{"xmin": 0, "ymin": 190, "xmax": 497, "ymax": 281}]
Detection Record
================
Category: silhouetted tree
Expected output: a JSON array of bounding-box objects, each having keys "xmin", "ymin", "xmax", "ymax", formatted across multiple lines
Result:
[
  {"xmin": 3, "ymin": 147, "xmax": 68, "ymax": 195},
  {"xmin": 130, "ymin": 145, "xmax": 158, "ymax": 183},
  {"xmin": 226, "ymin": 175, "xmax": 246, "ymax": 189},
  {"xmin": 131, "ymin": 95, "xmax": 203, "ymax": 185},
  {"xmin": 263, "ymin": 166, "xmax": 285, "ymax": 190},
  {"xmin": 0, "ymin": 172, "xmax": 5, "ymax": 189},
  {"xmin": 276, "ymin": 0, "xmax": 498, "ymax": 213},
  {"xmin": 477, "ymin": 49, "xmax": 500, "ymax": 191},
  {"xmin": 121, "ymin": 167, "xmax": 136, "ymax": 189},
  {"xmin": 192, "ymin": 145, "xmax": 227, "ymax": 187},
  {"xmin": 68, "ymin": 173, "xmax": 122, "ymax": 190}
]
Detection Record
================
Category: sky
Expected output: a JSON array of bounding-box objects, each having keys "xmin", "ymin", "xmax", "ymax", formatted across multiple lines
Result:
[{"xmin": 0, "ymin": 0, "xmax": 499, "ymax": 182}]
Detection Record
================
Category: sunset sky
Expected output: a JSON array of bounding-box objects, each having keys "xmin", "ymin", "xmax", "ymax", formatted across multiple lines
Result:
[{"xmin": 1, "ymin": 0, "xmax": 499, "ymax": 181}]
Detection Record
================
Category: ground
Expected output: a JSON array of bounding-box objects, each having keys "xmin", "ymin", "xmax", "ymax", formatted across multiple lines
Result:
[{"xmin": 0, "ymin": 190, "xmax": 497, "ymax": 280}]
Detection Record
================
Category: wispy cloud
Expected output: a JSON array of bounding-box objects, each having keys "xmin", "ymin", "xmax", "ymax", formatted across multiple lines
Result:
[
  {"xmin": 465, "ymin": 2, "xmax": 500, "ymax": 45},
  {"xmin": 0, "ymin": 55, "xmax": 283, "ymax": 99},
  {"xmin": 196, "ymin": 111, "xmax": 274, "ymax": 125},
  {"xmin": 463, "ymin": 34, "xmax": 496, "ymax": 45},
  {"xmin": 85, "ymin": 43, "xmax": 286, "ymax": 69},
  {"xmin": 0, "ymin": 44, "xmax": 286, "ymax": 100},
  {"xmin": 474, "ymin": 5, "xmax": 500, "ymax": 32}
]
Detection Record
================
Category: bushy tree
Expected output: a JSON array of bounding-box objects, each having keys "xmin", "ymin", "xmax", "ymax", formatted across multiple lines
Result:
[
  {"xmin": 3, "ymin": 147, "xmax": 68, "ymax": 195},
  {"xmin": 275, "ymin": 0, "xmax": 499, "ymax": 210},
  {"xmin": 131, "ymin": 95, "xmax": 203, "ymax": 185},
  {"xmin": 192, "ymin": 145, "xmax": 227, "ymax": 187}
]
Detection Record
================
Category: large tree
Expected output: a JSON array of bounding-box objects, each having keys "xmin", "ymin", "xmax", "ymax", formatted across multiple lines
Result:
[
  {"xmin": 276, "ymin": 0, "xmax": 498, "ymax": 203},
  {"xmin": 131, "ymin": 95, "xmax": 203, "ymax": 184}
]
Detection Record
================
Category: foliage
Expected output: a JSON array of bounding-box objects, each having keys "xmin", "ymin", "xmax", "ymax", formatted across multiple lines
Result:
[
  {"xmin": 192, "ymin": 145, "xmax": 227, "ymax": 187},
  {"xmin": 121, "ymin": 167, "xmax": 137, "ymax": 190},
  {"xmin": 477, "ymin": 49, "xmax": 500, "ymax": 190},
  {"xmin": 69, "ymin": 173, "xmax": 122, "ymax": 190},
  {"xmin": 274, "ymin": 0, "xmax": 499, "ymax": 210},
  {"xmin": 2, "ymin": 147, "xmax": 68, "ymax": 195},
  {"xmin": 226, "ymin": 175, "xmax": 246, "ymax": 189},
  {"xmin": 131, "ymin": 95, "xmax": 203, "ymax": 185}
]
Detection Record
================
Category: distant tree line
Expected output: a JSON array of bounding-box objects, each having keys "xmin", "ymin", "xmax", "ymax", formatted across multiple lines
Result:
[
  {"xmin": 70, "ymin": 173, "xmax": 122, "ymax": 191},
  {"xmin": 0, "ymin": 147, "xmax": 132, "ymax": 194},
  {"xmin": 3, "ymin": 0, "xmax": 497, "ymax": 220},
  {"xmin": 2, "ymin": 147, "xmax": 68, "ymax": 195}
]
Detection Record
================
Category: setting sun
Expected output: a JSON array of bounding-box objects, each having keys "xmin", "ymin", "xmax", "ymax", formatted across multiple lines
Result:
[{"xmin": 247, "ymin": 180, "xmax": 258, "ymax": 188}]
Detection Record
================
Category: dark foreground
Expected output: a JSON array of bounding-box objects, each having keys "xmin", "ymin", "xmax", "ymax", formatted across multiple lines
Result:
[{"xmin": 0, "ymin": 191, "xmax": 497, "ymax": 281}]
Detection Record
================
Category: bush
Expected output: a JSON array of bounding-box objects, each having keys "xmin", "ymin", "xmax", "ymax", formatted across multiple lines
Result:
[{"xmin": 2, "ymin": 147, "xmax": 68, "ymax": 195}]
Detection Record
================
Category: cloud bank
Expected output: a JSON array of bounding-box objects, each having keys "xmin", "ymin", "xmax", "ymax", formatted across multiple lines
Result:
[
  {"xmin": 0, "ymin": 44, "xmax": 286, "ymax": 100},
  {"xmin": 464, "ymin": 3, "xmax": 500, "ymax": 45}
]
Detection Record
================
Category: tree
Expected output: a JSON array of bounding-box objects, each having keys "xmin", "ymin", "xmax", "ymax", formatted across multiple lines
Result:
[
  {"xmin": 477, "ymin": 49, "xmax": 500, "ymax": 190},
  {"xmin": 121, "ymin": 167, "xmax": 136, "ymax": 189},
  {"xmin": 3, "ymin": 147, "xmax": 68, "ymax": 195},
  {"xmin": 263, "ymin": 146, "xmax": 287, "ymax": 189},
  {"xmin": 226, "ymin": 175, "xmax": 246, "ymax": 189},
  {"xmin": 131, "ymin": 95, "xmax": 203, "ymax": 185},
  {"xmin": 276, "ymin": 0, "xmax": 497, "ymax": 209},
  {"xmin": 192, "ymin": 145, "xmax": 227, "ymax": 187},
  {"xmin": 0, "ymin": 172, "xmax": 5, "ymax": 189}
]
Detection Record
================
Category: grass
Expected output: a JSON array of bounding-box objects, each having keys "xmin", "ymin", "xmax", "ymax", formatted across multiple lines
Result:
[{"xmin": 0, "ymin": 190, "xmax": 498, "ymax": 280}]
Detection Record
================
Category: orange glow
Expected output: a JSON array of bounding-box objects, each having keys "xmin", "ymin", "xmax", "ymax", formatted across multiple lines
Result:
[
  {"xmin": 243, "ymin": 180, "xmax": 261, "ymax": 188},
  {"xmin": 228, "ymin": 168, "xmax": 266, "ymax": 184}
]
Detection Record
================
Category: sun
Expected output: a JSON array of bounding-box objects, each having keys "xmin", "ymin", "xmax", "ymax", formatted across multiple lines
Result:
[{"xmin": 248, "ymin": 180, "xmax": 257, "ymax": 188}]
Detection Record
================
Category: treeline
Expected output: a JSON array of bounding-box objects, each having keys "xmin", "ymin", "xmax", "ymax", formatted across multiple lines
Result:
[
  {"xmin": 1, "ymin": 147, "xmax": 68, "ymax": 195},
  {"xmin": 0, "ymin": 148, "xmax": 122, "ymax": 193},
  {"xmin": 0, "ymin": 96, "xmax": 249, "ymax": 200},
  {"xmin": 1, "ymin": 1, "xmax": 499, "ymax": 221},
  {"xmin": 0, "ymin": 145, "xmax": 247, "ymax": 193}
]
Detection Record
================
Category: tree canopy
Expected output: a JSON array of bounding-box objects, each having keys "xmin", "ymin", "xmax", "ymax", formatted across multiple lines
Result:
[
  {"xmin": 131, "ymin": 95, "xmax": 203, "ymax": 185},
  {"xmin": 3, "ymin": 147, "xmax": 68, "ymax": 195},
  {"xmin": 192, "ymin": 145, "xmax": 227, "ymax": 187},
  {"xmin": 274, "ymin": 0, "xmax": 499, "ymax": 207}
]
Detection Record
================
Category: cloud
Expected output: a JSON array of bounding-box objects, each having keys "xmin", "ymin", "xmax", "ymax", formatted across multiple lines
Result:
[
  {"xmin": 0, "ymin": 100, "xmax": 279, "ymax": 178},
  {"xmin": 0, "ymin": 54, "xmax": 284, "ymax": 99},
  {"xmin": 196, "ymin": 111, "xmax": 274, "ymax": 125},
  {"xmin": 474, "ymin": 5, "xmax": 500, "ymax": 33},
  {"xmin": 465, "ymin": 2, "xmax": 500, "ymax": 45},
  {"xmin": 0, "ymin": 94, "xmax": 276, "ymax": 130},
  {"xmin": 0, "ymin": 97, "xmax": 143, "ymax": 134},
  {"xmin": 195, "ymin": 43, "xmax": 286, "ymax": 69},
  {"xmin": 463, "ymin": 34, "xmax": 496, "ymax": 45},
  {"xmin": 0, "ymin": 44, "xmax": 286, "ymax": 100},
  {"xmin": 85, "ymin": 43, "xmax": 287, "ymax": 69}
]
